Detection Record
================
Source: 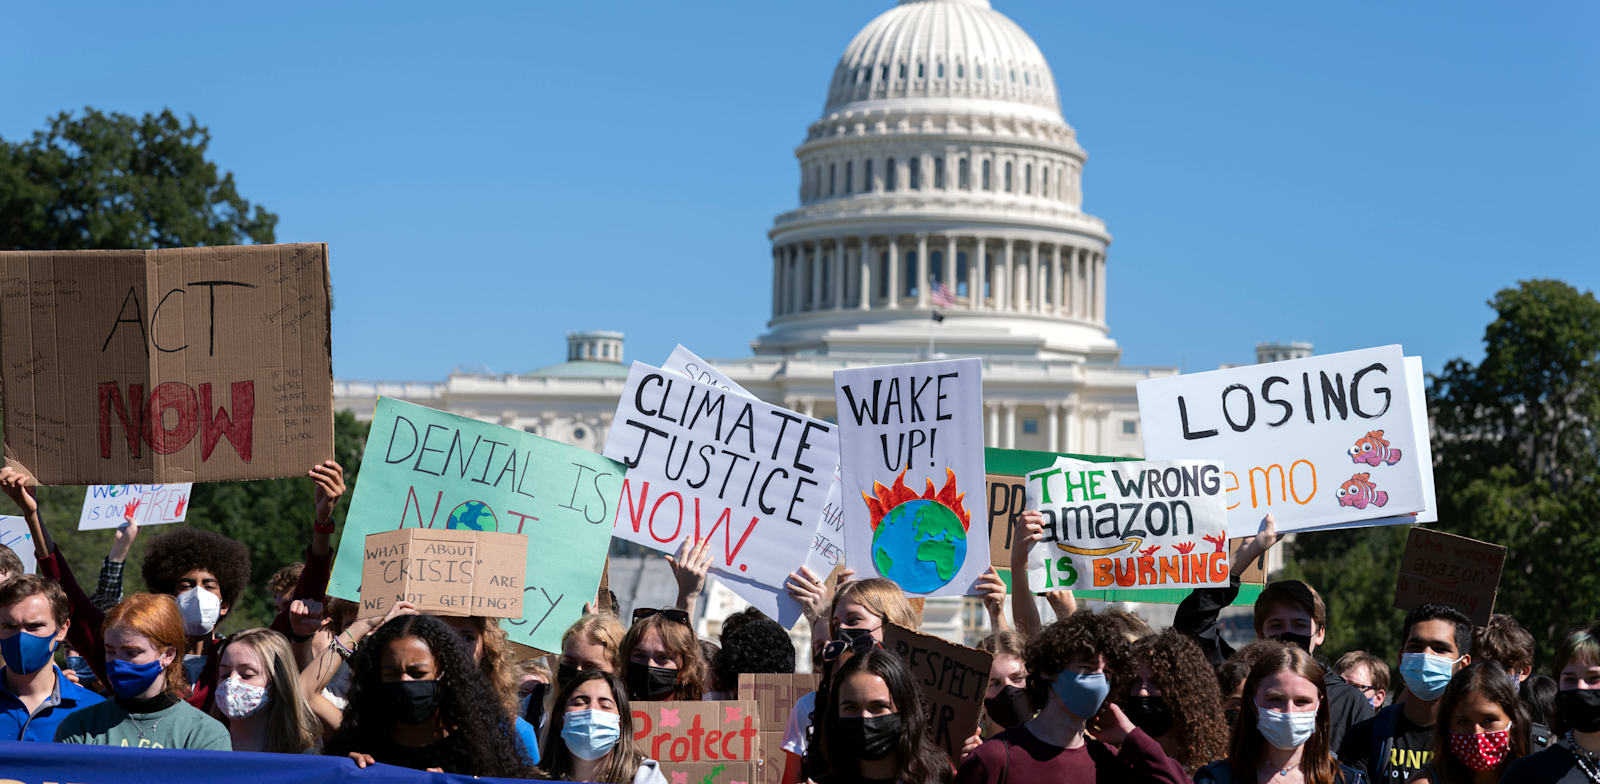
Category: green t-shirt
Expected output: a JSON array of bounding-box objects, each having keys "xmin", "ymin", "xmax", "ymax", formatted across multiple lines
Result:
[{"xmin": 54, "ymin": 695, "xmax": 231, "ymax": 750}]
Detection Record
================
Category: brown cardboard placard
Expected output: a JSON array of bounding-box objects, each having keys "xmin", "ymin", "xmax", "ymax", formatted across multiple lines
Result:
[
  {"xmin": 986, "ymin": 472, "xmax": 1026, "ymax": 568},
  {"xmin": 631, "ymin": 700, "xmax": 761, "ymax": 777},
  {"xmin": 738, "ymin": 673, "xmax": 820, "ymax": 784},
  {"xmin": 1233, "ymin": 538, "xmax": 1267, "ymax": 584},
  {"xmin": 1393, "ymin": 527, "xmax": 1505, "ymax": 625},
  {"xmin": 658, "ymin": 762, "xmax": 760, "ymax": 783},
  {"xmin": 359, "ymin": 528, "xmax": 528, "ymax": 619},
  {"xmin": 881, "ymin": 622, "xmax": 992, "ymax": 762},
  {"xmin": 0, "ymin": 244, "xmax": 334, "ymax": 485}
]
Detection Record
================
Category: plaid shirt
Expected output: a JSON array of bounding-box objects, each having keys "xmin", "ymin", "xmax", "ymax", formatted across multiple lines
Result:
[{"xmin": 90, "ymin": 558, "xmax": 125, "ymax": 612}]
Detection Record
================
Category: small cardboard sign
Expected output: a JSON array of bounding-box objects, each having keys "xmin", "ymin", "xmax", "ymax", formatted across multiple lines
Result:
[
  {"xmin": 631, "ymin": 700, "xmax": 761, "ymax": 778},
  {"xmin": 738, "ymin": 673, "xmax": 820, "ymax": 784},
  {"xmin": 78, "ymin": 484, "xmax": 193, "ymax": 530},
  {"xmin": 1393, "ymin": 527, "xmax": 1506, "ymax": 625},
  {"xmin": 0, "ymin": 244, "xmax": 334, "ymax": 485},
  {"xmin": 880, "ymin": 622, "xmax": 991, "ymax": 762},
  {"xmin": 359, "ymin": 528, "xmax": 527, "ymax": 619},
  {"xmin": 987, "ymin": 472, "xmax": 1027, "ymax": 568}
]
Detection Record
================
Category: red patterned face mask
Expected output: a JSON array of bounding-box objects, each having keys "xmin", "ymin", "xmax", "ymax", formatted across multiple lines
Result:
[{"xmin": 1450, "ymin": 729, "xmax": 1511, "ymax": 772}]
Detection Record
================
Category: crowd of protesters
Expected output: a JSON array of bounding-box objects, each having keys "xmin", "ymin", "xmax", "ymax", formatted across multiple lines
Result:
[{"xmin": 0, "ymin": 466, "xmax": 1596, "ymax": 784}]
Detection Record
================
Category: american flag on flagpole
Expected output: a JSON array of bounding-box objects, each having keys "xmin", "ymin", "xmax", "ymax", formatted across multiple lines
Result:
[{"xmin": 931, "ymin": 282, "xmax": 956, "ymax": 309}]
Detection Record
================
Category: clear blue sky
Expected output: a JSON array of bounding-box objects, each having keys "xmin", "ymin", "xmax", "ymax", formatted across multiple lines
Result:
[{"xmin": 5, "ymin": 1, "xmax": 1595, "ymax": 378}]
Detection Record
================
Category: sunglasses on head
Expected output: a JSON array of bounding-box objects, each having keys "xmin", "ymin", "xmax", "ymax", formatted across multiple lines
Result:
[
  {"xmin": 821, "ymin": 634, "xmax": 881, "ymax": 663},
  {"xmin": 632, "ymin": 607, "xmax": 691, "ymax": 626}
]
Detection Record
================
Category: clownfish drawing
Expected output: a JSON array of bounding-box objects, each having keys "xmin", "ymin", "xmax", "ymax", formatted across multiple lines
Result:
[
  {"xmin": 1348, "ymin": 430, "xmax": 1402, "ymax": 467},
  {"xmin": 1337, "ymin": 473, "xmax": 1389, "ymax": 509}
]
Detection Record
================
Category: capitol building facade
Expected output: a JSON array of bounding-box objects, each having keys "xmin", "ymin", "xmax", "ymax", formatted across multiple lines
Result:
[{"xmin": 333, "ymin": 0, "xmax": 1283, "ymax": 646}]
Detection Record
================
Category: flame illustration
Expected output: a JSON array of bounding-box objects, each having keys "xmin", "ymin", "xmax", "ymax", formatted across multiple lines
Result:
[{"xmin": 862, "ymin": 468, "xmax": 970, "ymax": 532}]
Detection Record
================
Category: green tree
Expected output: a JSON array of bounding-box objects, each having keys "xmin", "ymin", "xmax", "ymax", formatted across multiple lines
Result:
[
  {"xmin": 0, "ymin": 107, "xmax": 276, "ymax": 250},
  {"xmin": 1286, "ymin": 280, "xmax": 1600, "ymax": 666}
]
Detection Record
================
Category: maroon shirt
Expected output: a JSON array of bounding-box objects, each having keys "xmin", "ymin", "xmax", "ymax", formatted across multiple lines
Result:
[{"xmin": 954, "ymin": 724, "xmax": 1188, "ymax": 784}]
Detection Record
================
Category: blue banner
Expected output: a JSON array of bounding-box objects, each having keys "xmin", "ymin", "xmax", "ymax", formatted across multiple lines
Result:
[{"xmin": 0, "ymin": 740, "xmax": 539, "ymax": 783}]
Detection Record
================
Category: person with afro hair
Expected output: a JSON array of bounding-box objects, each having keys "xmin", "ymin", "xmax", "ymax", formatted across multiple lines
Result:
[
  {"xmin": 1116, "ymin": 629, "xmax": 1230, "ymax": 773},
  {"xmin": 0, "ymin": 460, "xmax": 348, "ymax": 712},
  {"xmin": 954, "ymin": 613, "xmax": 1188, "ymax": 783},
  {"xmin": 709, "ymin": 607, "xmax": 796, "ymax": 698}
]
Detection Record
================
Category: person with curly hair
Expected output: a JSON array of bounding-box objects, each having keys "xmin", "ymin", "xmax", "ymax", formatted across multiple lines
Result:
[
  {"xmin": 953, "ymin": 613, "xmax": 1187, "ymax": 783},
  {"xmin": 436, "ymin": 614, "xmax": 541, "ymax": 764},
  {"xmin": 1196, "ymin": 642, "xmax": 1365, "ymax": 784},
  {"xmin": 710, "ymin": 606, "xmax": 796, "ymax": 698},
  {"xmin": 54, "ymin": 594, "xmax": 230, "ymax": 750},
  {"xmin": 1116, "ymin": 628, "xmax": 1229, "ymax": 773},
  {"xmin": 786, "ymin": 577, "xmax": 920, "ymax": 784},
  {"xmin": 540, "ymin": 669, "xmax": 668, "ymax": 784},
  {"xmin": 0, "ymin": 461, "xmax": 348, "ymax": 713},
  {"xmin": 807, "ymin": 647, "xmax": 952, "ymax": 784},
  {"xmin": 324, "ymin": 613, "xmax": 534, "ymax": 777},
  {"xmin": 618, "ymin": 608, "xmax": 706, "ymax": 702}
]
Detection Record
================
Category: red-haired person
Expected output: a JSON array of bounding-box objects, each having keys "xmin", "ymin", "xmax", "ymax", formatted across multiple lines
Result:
[{"xmin": 54, "ymin": 594, "xmax": 230, "ymax": 749}]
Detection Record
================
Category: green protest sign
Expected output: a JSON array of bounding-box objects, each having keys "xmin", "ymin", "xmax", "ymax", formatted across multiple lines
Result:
[{"xmin": 327, "ymin": 397, "xmax": 622, "ymax": 651}]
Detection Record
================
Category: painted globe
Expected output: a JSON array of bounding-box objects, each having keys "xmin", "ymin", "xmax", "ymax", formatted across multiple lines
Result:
[
  {"xmin": 446, "ymin": 500, "xmax": 497, "ymax": 532},
  {"xmin": 870, "ymin": 498, "xmax": 966, "ymax": 593}
]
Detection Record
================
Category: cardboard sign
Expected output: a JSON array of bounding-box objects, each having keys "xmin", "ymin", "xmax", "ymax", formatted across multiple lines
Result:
[
  {"xmin": 1024, "ymin": 458, "xmax": 1231, "ymax": 592},
  {"xmin": 1394, "ymin": 527, "xmax": 1505, "ymax": 625},
  {"xmin": 880, "ymin": 622, "xmax": 991, "ymax": 761},
  {"xmin": 77, "ymin": 483, "xmax": 192, "ymax": 530},
  {"xmin": 328, "ymin": 397, "xmax": 619, "ymax": 652},
  {"xmin": 605, "ymin": 361, "xmax": 838, "ymax": 628},
  {"xmin": 738, "ymin": 673, "xmax": 820, "ymax": 784},
  {"xmin": 986, "ymin": 472, "xmax": 1026, "ymax": 569},
  {"xmin": 1137, "ymin": 345, "xmax": 1428, "ymax": 533},
  {"xmin": 0, "ymin": 244, "xmax": 334, "ymax": 485},
  {"xmin": 358, "ymin": 528, "xmax": 527, "ymax": 619},
  {"xmin": 0, "ymin": 516, "xmax": 37, "ymax": 575},
  {"xmin": 631, "ymin": 700, "xmax": 761, "ymax": 777},
  {"xmin": 835, "ymin": 358, "xmax": 988, "ymax": 598}
]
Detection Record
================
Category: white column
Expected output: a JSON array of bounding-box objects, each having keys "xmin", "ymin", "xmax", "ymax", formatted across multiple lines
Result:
[
  {"xmin": 832, "ymin": 238, "xmax": 845, "ymax": 310},
  {"xmin": 1002, "ymin": 240, "xmax": 1014, "ymax": 312},
  {"xmin": 1062, "ymin": 404, "xmax": 1077, "ymax": 452},
  {"xmin": 1052, "ymin": 245, "xmax": 1064, "ymax": 316},
  {"xmin": 771, "ymin": 247, "xmax": 782, "ymax": 317},
  {"xmin": 1095, "ymin": 252, "xmax": 1107, "ymax": 323},
  {"xmin": 858, "ymin": 237, "xmax": 872, "ymax": 311},
  {"xmin": 788, "ymin": 247, "xmax": 801, "ymax": 314},
  {"xmin": 915, "ymin": 234, "xmax": 930, "ymax": 308},
  {"xmin": 974, "ymin": 238, "xmax": 987, "ymax": 310},
  {"xmin": 986, "ymin": 402, "xmax": 1000, "ymax": 448},
  {"xmin": 1003, "ymin": 402, "xmax": 1017, "ymax": 449},
  {"xmin": 886, "ymin": 237, "xmax": 900, "ymax": 309},
  {"xmin": 944, "ymin": 235, "xmax": 956, "ymax": 301},
  {"xmin": 809, "ymin": 244, "xmax": 822, "ymax": 312},
  {"xmin": 801, "ymin": 398, "xmax": 816, "ymax": 419},
  {"xmin": 1028, "ymin": 241, "xmax": 1040, "ymax": 313},
  {"xmin": 1046, "ymin": 404, "xmax": 1059, "ymax": 452},
  {"xmin": 1076, "ymin": 247, "xmax": 1089, "ymax": 318}
]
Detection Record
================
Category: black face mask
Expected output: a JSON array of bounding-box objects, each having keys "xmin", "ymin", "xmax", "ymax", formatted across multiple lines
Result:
[
  {"xmin": 1121, "ymin": 695, "xmax": 1175, "ymax": 738},
  {"xmin": 836, "ymin": 626, "xmax": 874, "ymax": 645},
  {"xmin": 556, "ymin": 662, "xmax": 581, "ymax": 690},
  {"xmin": 626, "ymin": 661, "xmax": 679, "ymax": 701},
  {"xmin": 983, "ymin": 685, "xmax": 1033, "ymax": 730},
  {"xmin": 1558, "ymin": 689, "xmax": 1600, "ymax": 733},
  {"xmin": 380, "ymin": 679, "xmax": 440, "ymax": 725},
  {"xmin": 835, "ymin": 713, "xmax": 902, "ymax": 761},
  {"xmin": 1271, "ymin": 632, "xmax": 1313, "ymax": 653}
]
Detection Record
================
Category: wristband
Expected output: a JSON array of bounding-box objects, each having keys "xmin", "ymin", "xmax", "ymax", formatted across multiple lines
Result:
[{"xmin": 313, "ymin": 519, "xmax": 336, "ymax": 535}]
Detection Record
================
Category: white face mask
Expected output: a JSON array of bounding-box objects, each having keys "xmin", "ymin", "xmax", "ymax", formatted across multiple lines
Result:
[
  {"xmin": 1256, "ymin": 706, "xmax": 1318, "ymax": 750},
  {"xmin": 217, "ymin": 675, "xmax": 270, "ymax": 719},
  {"xmin": 176, "ymin": 586, "xmax": 222, "ymax": 637}
]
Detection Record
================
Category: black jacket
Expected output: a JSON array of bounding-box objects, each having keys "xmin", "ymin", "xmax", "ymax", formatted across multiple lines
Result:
[{"xmin": 1174, "ymin": 576, "xmax": 1375, "ymax": 751}]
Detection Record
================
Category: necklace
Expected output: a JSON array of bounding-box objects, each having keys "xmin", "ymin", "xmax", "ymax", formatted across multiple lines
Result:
[
  {"xmin": 1568, "ymin": 732, "xmax": 1600, "ymax": 783},
  {"xmin": 127, "ymin": 709, "xmax": 164, "ymax": 744}
]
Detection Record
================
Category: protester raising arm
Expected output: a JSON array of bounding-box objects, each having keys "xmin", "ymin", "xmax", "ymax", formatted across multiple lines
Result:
[
  {"xmin": 90, "ymin": 504, "xmax": 141, "ymax": 612},
  {"xmin": 666, "ymin": 536, "xmax": 712, "ymax": 621},
  {"xmin": 1174, "ymin": 513, "xmax": 1283, "ymax": 668},
  {"xmin": 0, "ymin": 467, "xmax": 111, "ymax": 684},
  {"xmin": 271, "ymin": 461, "xmax": 344, "ymax": 648},
  {"xmin": 976, "ymin": 567, "xmax": 1009, "ymax": 633},
  {"xmin": 1009, "ymin": 511, "xmax": 1046, "ymax": 638}
]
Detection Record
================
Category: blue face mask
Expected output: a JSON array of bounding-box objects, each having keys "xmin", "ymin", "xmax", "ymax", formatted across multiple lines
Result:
[
  {"xmin": 0, "ymin": 630, "xmax": 58, "ymax": 675},
  {"xmin": 1052, "ymin": 670, "xmax": 1109, "ymax": 721},
  {"xmin": 561, "ymin": 708, "xmax": 622, "ymax": 761},
  {"xmin": 65, "ymin": 654, "xmax": 97, "ymax": 684},
  {"xmin": 107, "ymin": 658, "xmax": 166, "ymax": 699},
  {"xmin": 1399, "ymin": 652, "xmax": 1461, "ymax": 701}
]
